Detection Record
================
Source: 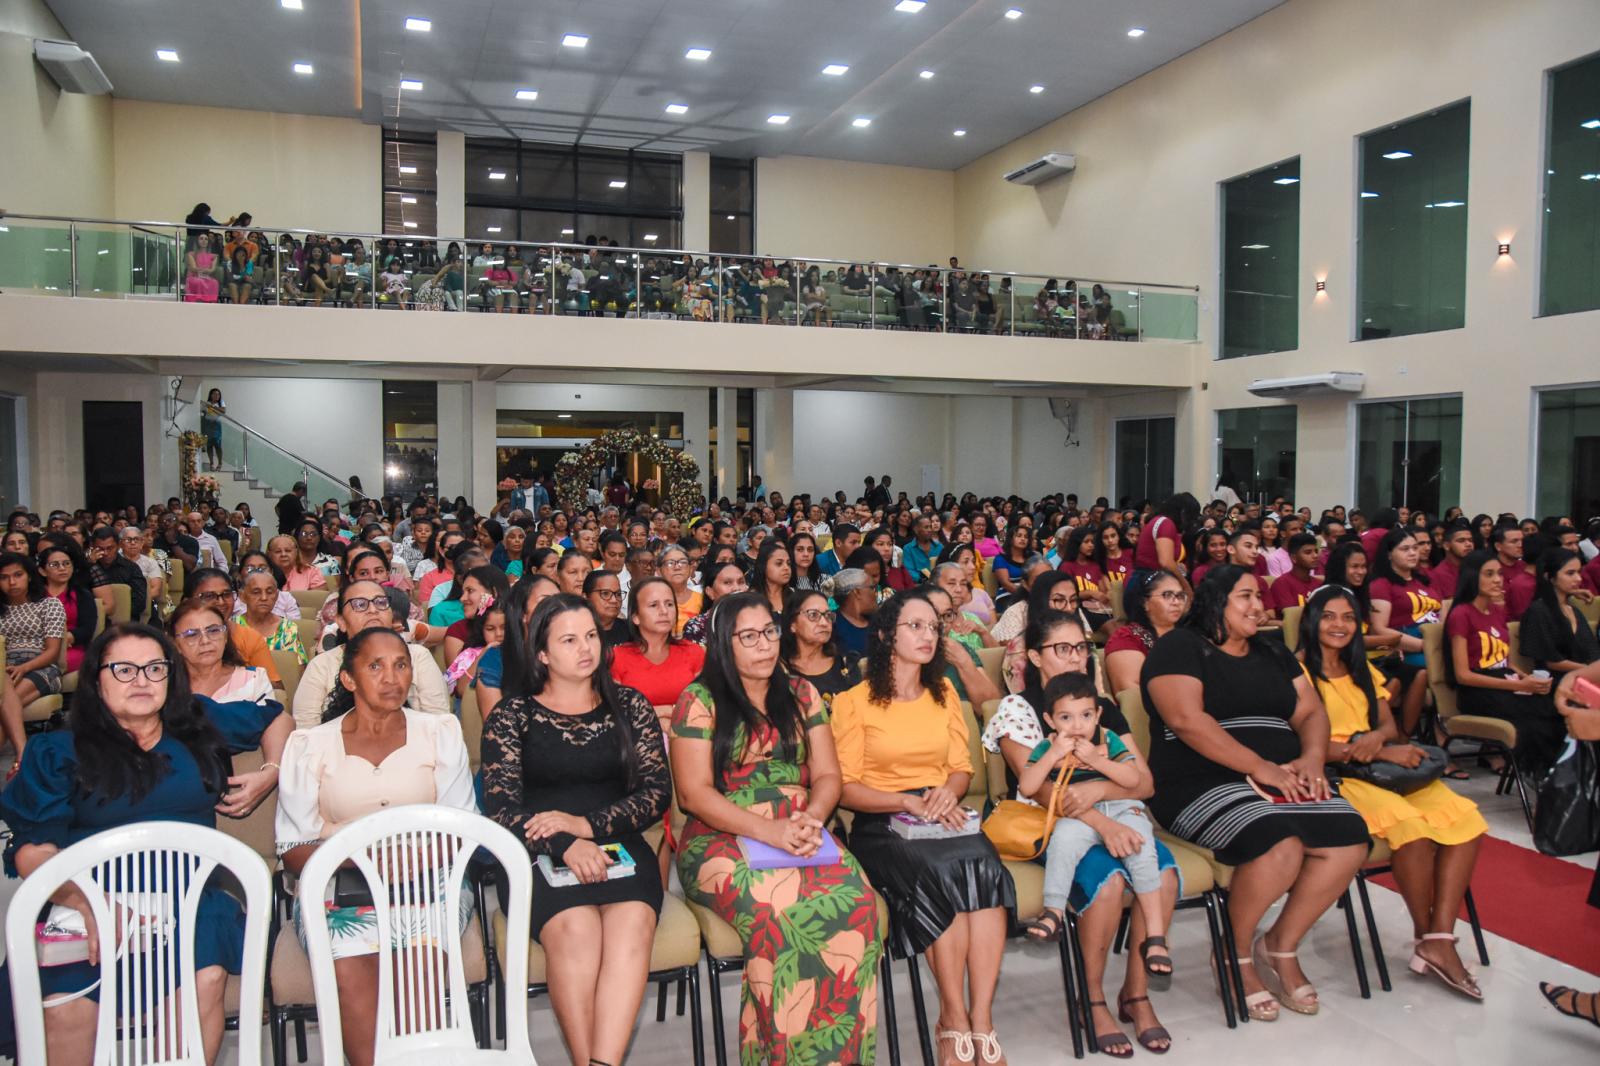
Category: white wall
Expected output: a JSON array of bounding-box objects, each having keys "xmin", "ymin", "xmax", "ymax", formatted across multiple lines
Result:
[
  {"xmin": 25, "ymin": 371, "xmax": 169, "ymax": 511},
  {"xmin": 756, "ymin": 156, "xmax": 955, "ymax": 265},
  {"xmin": 111, "ymin": 100, "xmax": 382, "ymax": 233},
  {"xmin": 954, "ymin": 0, "xmax": 1600, "ymax": 514}
]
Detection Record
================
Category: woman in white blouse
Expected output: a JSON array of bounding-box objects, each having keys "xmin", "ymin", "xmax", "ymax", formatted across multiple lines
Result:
[{"xmin": 275, "ymin": 626, "xmax": 477, "ymax": 1066}]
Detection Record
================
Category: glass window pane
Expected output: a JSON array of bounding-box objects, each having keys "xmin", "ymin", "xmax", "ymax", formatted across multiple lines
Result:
[
  {"xmin": 383, "ymin": 381, "xmax": 437, "ymax": 500},
  {"xmin": 1216, "ymin": 406, "xmax": 1297, "ymax": 503},
  {"xmin": 711, "ymin": 213, "xmax": 752, "ymax": 256},
  {"xmin": 632, "ymin": 155, "xmax": 682, "ymax": 210},
  {"xmin": 1536, "ymin": 387, "xmax": 1600, "ymax": 519},
  {"xmin": 466, "ymin": 206, "xmax": 517, "ymax": 244},
  {"xmin": 1541, "ymin": 53, "xmax": 1600, "ymax": 317},
  {"xmin": 383, "ymin": 137, "xmax": 437, "ymax": 192},
  {"xmin": 465, "ymin": 141, "xmax": 519, "ymax": 200},
  {"xmin": 1115, "ymin": 417, "xmax": 1175, "ymax": 508},
  {"xmin": 520, "ymin": 146, "xmax": 575, "ymax": 202},
  {"xmin": 383, "ymin": 191, "xmax": 437, "ymax": 238},
  {"xmin": 710, "ymin": 158, "xmax": 754, "ymax": 211},
  {"xmin": 577, "ymin": 150, "xmax": 634, "ymax": 207},
  {"xmin": 1221, "ymin": 158, "xmax": 1299, "ymax": 358},
  {"xmin": 1356, "ymin": 397, "xmax": 1462, "ymax": 515},
  {"xmin": 1358, "ymin": 102, "xmax": 1471, "ymax": 340}
]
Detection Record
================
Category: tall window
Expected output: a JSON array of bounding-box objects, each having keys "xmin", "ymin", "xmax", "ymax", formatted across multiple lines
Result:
[
  {"xmin": 1220, "ymin": 158, "xmax": 1300, "ymax": 358},
  {"xmin": 1541, "ymin": 52, "xmax": 1600, "ymax": 317},
  {"xmin": 1114, "ymin": 418, "xmax": 1175, "ymax": 509},
  {"xmin": 710, "ymin": 157, "xmax": 755, "ymax": 256},
  {"xmin": 1536, "ymin": 387, "xmax": 1600, "ymax": 520},
  {"xmin": 1216, "ymin": 406, "xmax": 1297, "ymax": 503},
  {"xmin": 464, "ymin": 140, "xmax": 682, "ymax": 249},
  {"xmin": 1357, "ymin": 101, "xmax": 1471, "ymax": 340},
  {"xmin": 382, "ymin": 381, "xmax": 438, "ymax": 500},
  {"xmin": 1356, "ymin": 397, "xmax": 1462, "ymax": 516},
  {"xmin": 382, "ymin": 132, "xmax": 438, "ymax": 239}
]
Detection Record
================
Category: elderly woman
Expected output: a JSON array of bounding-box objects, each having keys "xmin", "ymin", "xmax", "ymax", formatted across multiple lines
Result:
[
  {"xmin": 270, "ymin": 532, "xmax": 326, "ymax": 592},
  {"xmin": 832, "ymin": 588, "xmax": 1016, "ymax": 1066},
  {"xmin": 277, "ymin": 626, "xmax": 477, "ymax": 1066},
  {"xmin": 2, "ymin": 622, "xmax": 287, "ymax": 1066},
  {"xmin": 982, "ymin": 608, "xmax": 1181, "ymax": 1054},
  {"xmin": 234, "ymin": 560, "xmax": 308, "ymax": 664},
  {"xmin": 672, "ymin": 591, "xmax": 883, "ymax": 1066},
  {"xmin": 1104, "ymin": 570, "xmax": 1191, "ymax": 696},
  {"xmin": 1142, "ymin": 565, "xmax": 1368, "ymax": 1020},
  {"xmin": 483, "ymin": 594, "xmax": 670, "ymax": 1066},
  {"xmin": 233, "ymin": 549, "xmax": 301, "ymax": 620},
  {"xmin": 1299, "ymin": 585, "xmax": 1487, "ymax": 1000}
]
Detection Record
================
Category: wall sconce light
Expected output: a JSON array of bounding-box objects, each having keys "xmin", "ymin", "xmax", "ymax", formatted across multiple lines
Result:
[
  {"xmin": 1497, "ymin": 242, "xmax": 1511, "ymax": 256},
  {"xmin": 1315, "ymin": 280, "xmax": 1326, "ymax": 293}
]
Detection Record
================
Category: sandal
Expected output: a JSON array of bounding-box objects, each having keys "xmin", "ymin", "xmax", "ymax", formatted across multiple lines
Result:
[
  {"xmin": 1085, "ymin": 1001, "xmax": 1133, "ymax": 1058},
  {"xmin": 970, "ymin": 1030, "xmax": 1007, "ymax": 1065},
  {"xmin": 1023, "ymin": 909, "xmax": 1065, "ymax": 943},
  {"xmin": 1541, "ymin": 982, "xmax": 1600, "ymax": 1027},
  {"xmin": 1117, "ymin": 995, "xmax": 1172, "ymax": 1054},
  {"xmin": 1253, "ymin": 937, "xmax": 1318, "ymax": 1015},
  {"xmin": 1231, "ymin": 957, "xmax": 1280, "ymax": 1021},
  {"xmin": 1410, "ymin": 933, "xmax": 1482, "ymax": 1001},
  {"xmin": 1139, "ymin": 934, "xmax": 1174, "ymax": 991},
  {"xmin": 1442, "ymin": 765, "xmax": 1470, "ymax": 780},
  {"xmin": 936, "ymin": 1028, "xmax": 975, "ymax": 1066}
]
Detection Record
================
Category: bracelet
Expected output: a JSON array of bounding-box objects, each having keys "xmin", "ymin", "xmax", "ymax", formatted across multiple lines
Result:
[{"xmin": 259, "ymin": 762, "xmax": 280, "ymax": 773}]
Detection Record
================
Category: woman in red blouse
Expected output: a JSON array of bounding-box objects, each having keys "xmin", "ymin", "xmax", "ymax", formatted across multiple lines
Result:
[
  {"xmin": 1369, "ymin": 528, "xmax": 1443, "ymax": 736},
  {"xmin": 610, "ymin": 576, "xmax": 706, "ymax": 709}
]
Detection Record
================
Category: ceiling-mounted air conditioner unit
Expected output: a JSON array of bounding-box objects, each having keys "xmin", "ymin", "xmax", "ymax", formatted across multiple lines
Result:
[
  {"xmin": 1246, "ymin": 372, "xmax": 1366, "ymax": 398},
  {"xmin": 1004, "ymin": 153, "xmax": 1076, "ymax": 186},
  {"xmin": 33, "ymin": 39, "xmax": 113, "ymax": 95}
]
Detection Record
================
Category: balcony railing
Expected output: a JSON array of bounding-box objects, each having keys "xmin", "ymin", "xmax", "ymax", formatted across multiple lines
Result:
[{"xmin": 0, "ymin": 213, "xmax": 1201, "ymax": 343}]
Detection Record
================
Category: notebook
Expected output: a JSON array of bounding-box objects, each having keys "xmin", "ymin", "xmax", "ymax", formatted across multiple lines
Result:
[
  {"xmin": 536, "ymin": 842, "xmax": 637, "ymax": 887},
  {"xmin": 737, "ymin": 829, "xmax": 841, "ymax": 870}
]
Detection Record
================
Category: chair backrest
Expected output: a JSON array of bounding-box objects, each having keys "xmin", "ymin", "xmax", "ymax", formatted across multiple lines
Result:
[
  {"xmin": 1420, "ymin": 622, "xmax": 1458, "ymax": 720},
  {"xmin": 959, "ymin": 700, "xmax": 988, "ymax": 812},
  {"xmin": 432, "ymin": 642, "xmax": 449, "ymax": 672},
  {"xmin": 289, "ymin": 590, "xmax": 326, "ymax": 620},
  {"xmin": 1577, "ymin": 595, "xmax": 1600, "ymax": 628},
  {"xmin": 109, "ymin": 583, "xmax": 132, "ymax": 625},
  {"xmin": 1508, "ymin": 620, "xmax": 1533, "ymax": 675},
  {"xmin": 461, "ymin": 683, "xmax": 484, "ymax": 772},
  {"xmin": 296, "ymin": 805, "xmax": 534, "ymax": 1063},
  {"xmin": 982, "ymin": 565, "xmax": 999, "ymax": 600},
  {"xmin": 1280, "ymin": 606, "xmax": 1303, "ymax": 652},
  {"xmin": 1108, "ymin": 580, "xmax": 1126, "ymax": 623},
  {"xmin": 93, "ymin": 600, "xmax": 108, "ymax": 637},
  {"xmin": 270, "ymin": 648, "xmax": 303, "ymax": 707},
  {"xmin": 165, "ymin": 561, "xmax": 186, "ymax": 603},
  {"xmin": 976, "ymin": 698, "xmax": 1009, "ymax": 806},
  {"xmin": 5, "ymin": 821, "xmax": 271, "ymax": 1066},
  {"xmin": 217, "ymin": 748, "xmax": 279, "ymax": 869},
  {"xmin": 220, "ymin": 540, "xmax": 234, "ymax": 565},
  {"xmin": 293, "ymin": 617, "xmax": 320, "ymax": 656},
  {"xmin": 1118, "ymin": 688, "xmax": 1153, "ymax": 757},
  {"xmin": 976, "ymin": 646, "xmax": 1005, "ymax": 692}
]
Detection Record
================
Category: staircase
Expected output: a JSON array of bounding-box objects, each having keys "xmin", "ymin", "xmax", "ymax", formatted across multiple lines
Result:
[
  {"xmin": 206, "ymin": 461, "xmax": 282, "ymax": 515},
  {"xmin": 180, "ymin": 403, "xmax": 369, "ymax": 513}
]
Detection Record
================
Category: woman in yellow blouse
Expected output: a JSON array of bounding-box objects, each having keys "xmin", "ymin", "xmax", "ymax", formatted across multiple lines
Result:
[
  {"xmin": 832, "ymin": 588, "xmax": 1016, "ymax": 1066},
  {"xmin": 1297, "ymin": 585, "xmax": 1487, "ymax": 1001}
]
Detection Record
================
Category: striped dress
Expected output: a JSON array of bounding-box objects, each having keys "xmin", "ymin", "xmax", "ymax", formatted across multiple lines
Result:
[{"xmin": 1138, "ymin": 628, "xmax": 1367, "ymax": 865}]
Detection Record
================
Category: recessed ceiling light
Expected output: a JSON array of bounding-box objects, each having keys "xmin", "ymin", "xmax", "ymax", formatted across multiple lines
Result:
[
  {"xmin": 292, "ymin": 62, "xmax": 314, "ymax": 75},
  {"xmin": 822, "ymin": 64, "xmax": 849, "ymax": 76},
  {"xmin": 405, "ymin": 17, "xmax": 431, "ymax": 32},
  {"xmin": 609, "ymin": 179, "xmax": 627, "ymax": 188},
  {"xmin": 685, "ymin": 47, "xmax": 712, "ymax": 61},
  {"xmin": 665, "ymin": 103, "xmax": 689, "ymax": 115},
  {"xmin": 399, "ymin": 165, "xmax": 418, "ymax": 174},
  {"xmin": 488, "ymin": 171, "xmax": 506, "ymax": 180},
  {"xmin": 400, "ymin": 195, "xmax": 418, "ymax": 204},
  {"xmin": 557, "ymin": 413, "xmax": 572, "ymax": 419},
  {"xmin": 403, "ymin": 221, "xmax": 418, "ymax": 228},
  {"xmin": 1240, "ymin": 244, "xmax": 1270, "ymax": 250},
  {"xmin": 1425, "ymin": 200, "xmax": 1465, "ymax": 208},
  {"xmin": 400, "ymin": 79, "xmax": 423, "ymax": 91},
  {"xmin": 852, "ymin": 117, "xmax": 873, "ymax": 128},
  {"xmin": 1273, "ymin": 177, "xmax": 1299, "ymax": 185},
  {"xmin": 953, "ymin": 128, "xmax": 966, "ymax": 136},
  {"xmin": 895, "ymin": 0, "xmax": 927, "ymax": 12},
  {"xmin": 1127, "ymin": 27, "xmax": 1146, "ymax": 37},
  {"xmin": 1582, "ymin": 119, "xmax": 1600, "ymax": 129},
  {"xmin": 515, "ymin": 89, "xmax": 538, "ymax": 101},
  {"xmin": 1582, "ymin": 173, "xmax": 1600, "ymax": 182},
  {"xmin": 1005, "ymin": 8, "xmax": 1023, "ymax": 19},
  {"xmin": 919, "ymin": 69, "xmax": 935, "ymax": 79},
  {"xmin": 767, "ymin": 113, "xmax": 791, "ymax": 124},
  {"xmin": 562, "ymin": 33, "xmax": 589, "ymax": 48},
  {"xmin": 280, "ymin": 0, "xmax": 302, "ymax": 9},
  {"xmin": 1029, "ymin": 84, "xmax": 1045, "ymax": 94},
  {"xmin": 726, "ymin": 214, "xmax": 736, "ymax": 220},
  {"xmin": 643, "ymin": 233, "xmax": 659, "ymax": 241},
  {"xmin": 156, "ymin": 48, "xmax": 179, "ymax": 62},
  {"xmin": 1382, "ymin": 150, "xmax": 1412, "ymax": 160},
  {"xmin": 1360, "ymin": 191, "xmax": 1379, "ymax": 198},
  {"xmin": 486, "ymin": 226, "xmax": 502, "ymax": 233}
]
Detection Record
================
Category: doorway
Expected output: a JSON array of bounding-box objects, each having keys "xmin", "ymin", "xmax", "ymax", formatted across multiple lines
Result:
[{"xmin": 83, "ymin": 401, "xmax": 145, "ymax": 513}]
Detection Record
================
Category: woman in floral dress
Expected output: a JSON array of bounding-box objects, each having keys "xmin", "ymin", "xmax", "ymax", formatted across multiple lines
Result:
[{"xmin": 671, "ymin": 592, "xmax": 883, "ymax": 1066}]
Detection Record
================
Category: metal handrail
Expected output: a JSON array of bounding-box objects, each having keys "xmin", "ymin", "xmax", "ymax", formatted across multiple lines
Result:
[
  {"xmin": 210, "ymin": 409, "xmax": 374, "ymax": 502},
  {"xmin": 0, "ymin": 211, "xmax": 1201, "ymax": 293}
]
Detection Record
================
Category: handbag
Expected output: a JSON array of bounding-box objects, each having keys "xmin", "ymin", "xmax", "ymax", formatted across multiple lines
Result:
[
  {"xmin": 982, "ymin": 760, "xmax": 1074, "ymax": 862},
  {"xmin": 1534, "ymin": 739, "xmax": 1600, "ymax": 857},
  {"xmin": 1332, "ymin": 743, "xmax": 1448, "ymax": 795}
]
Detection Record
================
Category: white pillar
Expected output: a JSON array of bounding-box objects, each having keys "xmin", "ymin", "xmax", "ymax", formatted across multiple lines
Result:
[
  {"xmin": 436, "ymin": 131, "xmax": 465, "ymax": 240},
  {"xmin": 682, "ymin": 151, "xmax": 711, "ymax": 252},
  {"xmin": 714, "ymin": 387, "xmax": 738, "ymax": 502},
  {"xmin": 471, "ymin": 379, "xmax": 498, "ymax": 510},
  {"xmin": 754, "ymin": 388, "xmax": 794, "ymax": 498}
]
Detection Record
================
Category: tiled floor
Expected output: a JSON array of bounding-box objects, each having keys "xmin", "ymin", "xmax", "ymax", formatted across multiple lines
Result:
[{"xmin": 4, "ymin": 768, "xmax": 1596, "ymax": 1064}]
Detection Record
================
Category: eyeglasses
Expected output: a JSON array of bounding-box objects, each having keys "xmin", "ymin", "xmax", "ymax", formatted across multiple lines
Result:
[
  {"xmin": 733, "ymin": 624, "xmax": 781, "ymax": 648},
  {"xmin": 175, "ymin": 623, "xmax": 228, "ymax": 643},
  {"xmin": 799, "ymin": 608, "xmax": 831, "ymax": 624},
  {"xmin": 1041, "ymin": 640, "xmax": 1090, "ymax": 658},
  {"xmin": 193, "ymin": 589, "xmax": 230, "ymax": 603},
  {"xmin": 42, "ymin": 559, "xmax": 73, "ymax": 571},
  {"xmin": 897, "ymin": 620, "xmax": 942, "ymax": 636},
  {"xmin": 101, "ymin": 659, "xmax": 173, "ymax": 683},
  {"xmin": 242, "ymin": 564, "xmax": 269, "ymax": 575},
  {"xmin": 662, "ymin": 558, "xmax": 689, "ymax": 569},
  {"xmin": 343, "ymin": 596, "xmax": 392, "ymax": 615},
  {"xmin": 591, "ymin": 588, "xmax": 622, "ymax": 602},
  {"xmin": 1155, "ymin": 590, "xmax": 1191, "ymax": 604}
]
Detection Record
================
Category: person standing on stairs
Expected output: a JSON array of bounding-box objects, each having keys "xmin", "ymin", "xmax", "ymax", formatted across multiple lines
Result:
[{"xmin": 201, "ymin": 388, "xmax": 226, "ymax": 470}]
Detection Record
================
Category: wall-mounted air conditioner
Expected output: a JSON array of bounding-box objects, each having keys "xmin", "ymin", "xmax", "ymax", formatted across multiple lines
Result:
[
  {"xmin": 1004, "ymin": 153, "xmax": 1076, "ymax": 186},
  {"xmin": 33, "ymin": 39, "xmax": 113, "ymax": 95},
  {"xmin": 1246, "ymin": 372, "xmax": 1366, "ymax": 398}
]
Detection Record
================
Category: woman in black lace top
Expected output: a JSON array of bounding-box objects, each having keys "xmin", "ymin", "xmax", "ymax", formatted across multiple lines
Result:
[{"xmin": 481, "ymin": 592, "xmax": 670, "ymax": 1066}]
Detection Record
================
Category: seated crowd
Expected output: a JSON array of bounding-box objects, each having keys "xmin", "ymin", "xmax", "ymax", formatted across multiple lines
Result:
[
  {"xmin": 3, "ymin": 476, "xmax": 1600, "ymax": 1065},
  {"xmin": 175, "ymin": 205, "xmax": 1131, "ymax": 336}
]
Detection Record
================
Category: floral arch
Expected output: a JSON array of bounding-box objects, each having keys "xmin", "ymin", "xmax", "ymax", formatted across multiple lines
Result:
[{"xmin": 554, "ymin": 427, "xmax": 702, "ymax": 516}]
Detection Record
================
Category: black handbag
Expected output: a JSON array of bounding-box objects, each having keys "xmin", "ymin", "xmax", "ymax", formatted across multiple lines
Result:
[
  {"xmin": 1534, "ymin": 740, "xmax": 1600, "ymax": 857},
  {"xmin": 1332, "ymin": 744, "xmax": 1448, "ymax": 795}
]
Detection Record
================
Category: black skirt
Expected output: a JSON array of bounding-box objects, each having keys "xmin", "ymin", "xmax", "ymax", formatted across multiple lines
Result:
[
  {"xmin": 529, "ymin": 831, "xmax": 663, "ymax": 942},
  {"xmin": 847, "ymin": 809, "xmax": 1016, "ymax": 958}
]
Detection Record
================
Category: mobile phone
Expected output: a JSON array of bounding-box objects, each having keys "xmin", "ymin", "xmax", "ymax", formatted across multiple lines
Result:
[
  {"xmin": 1574, "ymin": 677, "xmax": 1600, "ymax": 710},
  {"xmin": 1245, "ymin": 775, "xmax": 1299, "ymax": 804}
]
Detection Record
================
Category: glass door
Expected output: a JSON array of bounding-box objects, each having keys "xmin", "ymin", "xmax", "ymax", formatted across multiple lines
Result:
[{"xmin": 1114, "ymin": 417, "xmax": 1176, "ymax": 509}]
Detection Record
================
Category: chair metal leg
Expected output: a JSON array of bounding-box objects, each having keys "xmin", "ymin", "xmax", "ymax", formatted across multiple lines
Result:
[
  {"xmin": 1339, "ymin": 890, "xmax": 1372, "ymax": 999},
  {"xmin": 1509, "ymin": 761, "xmax": 1537, "ymax": 836},
  {"xmin": 705, "ymin": 959, "xmax": 729, "ymax": 1066},
  {"xmin": 906, "ymin": 955, "xmax": 936, "ymax": 1066},
  {"xmin": 293, "ymin": 1017, "xmax": 307, "ymax": 1062},
  {"xmin": 657, "ymin": 977, "xmax": 669, "ymax": 1023},
  {"xmin": 1463, "ymin": 887, "xmax": 1490, "ymax": 965},
  {"xmin": 271, "ymin": 1009, "xmax": 287, "ymax": 1066},
  {"xmin": 1064, "ymin": 912, "xmax": 1095, "ymax": 1051},
  {"xmin": 677, "ymin": 974, "xmax": 688, "ymax": 1017},
  {"xmin": 1214, "ymin": 889, "xmax": 1249, "ymax": 1024},
  {"xmin": 1111, "ymin": 908, "xmax": 1131, "ymax": 955},
  {"xmin": 1056, "ymin": 926, "xmax": 1086, "ymax": 1058},
  {"xmin": 1203, "ymin": 893, "xmax": 1237, "ymax": 1029},
  {"xmin": 1354, "ymin": 874, "xmax": 1392, "ymax": 992},
  {"xmin": 494, "ymin": 961, "xmax": 507, "ymax": 1044},
  {"xmin": 687, "ymin": 965, "xmax": 706, "ymax": 1066},
  {"xmin": 880, "ymin": 951, "xmax": 903, "ymax": 1066}
]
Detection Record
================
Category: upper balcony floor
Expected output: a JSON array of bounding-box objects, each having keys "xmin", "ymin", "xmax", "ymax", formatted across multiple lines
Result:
[{"xmin": 0, "ymin": 213, "xmax": 1202, "ymax": 389}]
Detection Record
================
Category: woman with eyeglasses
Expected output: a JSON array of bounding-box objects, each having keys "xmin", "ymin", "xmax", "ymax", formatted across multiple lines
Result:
[
  {"xmin": 671, "ymin": 591, "xmax": 883, "ymax": 1066},
  {"xmin": 1, "ymin": 622, "xmax": 290, "ymax": 1066},
  {"xmin": 832, "ymin": 588, "xmax": 1016, "ymax": 1066},
  {"xmin": 1104, "ymin": 570, "xmax": 1191, "ymax": 697},
  {"xmin": 234, "ymin": 559, "xmax": 308, "ymax": 665},
  {"xmin": 981, "ymin": 608, "xmax": 1181, "ymax": 1055},
  {"xmin": 0, "ymin": 553, "xmax": 67, "ymax": 759},
  {"xmin": 290, "ymin": 580, "xmax": 450, "ymax": 730},
  {"xmin": 232, "ymin": 549, "xmax": 301, "ymax": 620},
  {"xmin": 1000, "ymin": 571, "xmax": 1090, "ymax": 695},
  {"xmin": 583, "ymin": 567, "xmax": 633, "ymax": 649},
  {"xmin": 38, "ymin": 541, "xmax": 98, "ymax": 676},
  {"xmin": 779, "ymin": 588, "xmax": 859, "ymax": 702}
]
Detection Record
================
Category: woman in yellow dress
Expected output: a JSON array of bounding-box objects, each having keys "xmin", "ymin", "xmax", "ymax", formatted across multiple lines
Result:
[{"xmin": 1297, "ymin": 584, "xmax": 1488, "ymax": 1001}]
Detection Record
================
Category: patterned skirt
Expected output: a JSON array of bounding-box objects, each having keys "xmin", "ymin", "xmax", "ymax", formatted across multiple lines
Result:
[{"xmin": 293, "ymin": 867, "xmax": 475, "ymax": 961}]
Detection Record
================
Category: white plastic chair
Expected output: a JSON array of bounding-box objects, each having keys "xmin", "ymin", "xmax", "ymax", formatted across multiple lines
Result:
[
  {"xmin": 5, "ymin": 821, "xmax": 272, "ymax": 1066},
  {"xmin": 295, "ymin": 804, "xmax": 536, "ymax": 1065}
]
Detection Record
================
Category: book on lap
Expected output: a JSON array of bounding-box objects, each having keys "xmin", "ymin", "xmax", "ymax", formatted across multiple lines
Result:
[
  {"xmin": 890, "ymin": 807, "xmax": 982, "ymax": 839},
  {"xmin": 738, "ymin": 829, "xmax": 841, "ymax": 870},
  {"xmin": 536, "ymin": 842, "xmax": 637, "ymax": 887}
]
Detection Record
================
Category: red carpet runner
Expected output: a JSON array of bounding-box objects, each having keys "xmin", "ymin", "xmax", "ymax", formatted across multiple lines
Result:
[{"xmin": 1368, "ymin": 836, "xmax": 1600, "ymax": 975}]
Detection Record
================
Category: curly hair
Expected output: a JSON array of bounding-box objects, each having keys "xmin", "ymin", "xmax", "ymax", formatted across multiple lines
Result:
[{"xmin": 863, "ymin": 587, "xmax": 950, "ymax": 706}]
